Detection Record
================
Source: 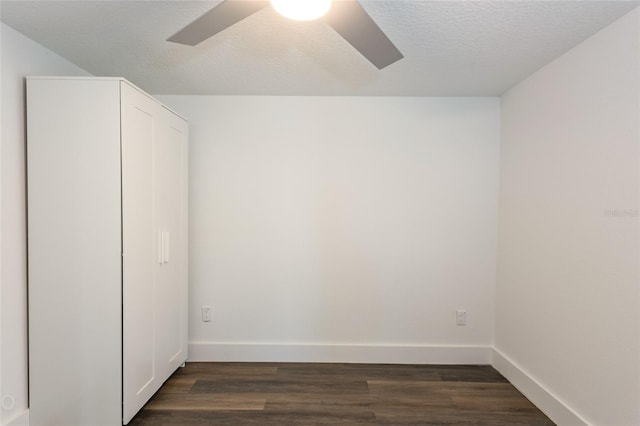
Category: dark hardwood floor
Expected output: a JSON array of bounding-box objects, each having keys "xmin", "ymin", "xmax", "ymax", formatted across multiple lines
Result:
[{"xmin": 129, "ymin": 362, "xmax": 555, "ymax": 425}]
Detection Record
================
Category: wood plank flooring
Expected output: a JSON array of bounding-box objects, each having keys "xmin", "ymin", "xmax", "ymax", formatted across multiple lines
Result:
[{"xmin": 129, "ymin": 362, "xmax": 555, "ymax": 425}]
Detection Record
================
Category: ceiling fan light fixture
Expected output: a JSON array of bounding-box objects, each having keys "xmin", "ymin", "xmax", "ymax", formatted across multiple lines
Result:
[{"xmin": 271, "ymin": 0, "xmax": 332, "ymax": 21}]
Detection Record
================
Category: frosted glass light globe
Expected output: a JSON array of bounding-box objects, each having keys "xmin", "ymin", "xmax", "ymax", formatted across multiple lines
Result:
[{"xmin": 271, "ymin": 0, "xmax": 332, "ymax": 21}]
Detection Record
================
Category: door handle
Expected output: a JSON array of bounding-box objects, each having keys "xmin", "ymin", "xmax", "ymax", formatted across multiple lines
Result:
[{"xmin": 158, "ymin": 231, "xmax": 170, "ymax": 264}]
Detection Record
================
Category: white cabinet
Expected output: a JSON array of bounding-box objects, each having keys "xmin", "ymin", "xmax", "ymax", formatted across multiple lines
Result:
[{"xmin": 26, "ymin": 77, "xmax": 188, "ymax": 425}]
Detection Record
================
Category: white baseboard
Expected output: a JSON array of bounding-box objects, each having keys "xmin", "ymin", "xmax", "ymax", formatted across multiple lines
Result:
[
  {"xmin": 188, "ymin": 342, "xmax": 492, "ymax": 364},
  {"xmin": 492, "ymin": 348, "xmax": 589, "ymax": 426},
  {"xmin": 4, "ymin": 409, "xmax": 29, "ymax": 426}
]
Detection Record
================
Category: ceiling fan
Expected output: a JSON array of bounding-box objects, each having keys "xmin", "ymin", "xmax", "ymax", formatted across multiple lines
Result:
[{"xmin": 167, "ymin": 0, "xmax": 403, "ymax": 70}]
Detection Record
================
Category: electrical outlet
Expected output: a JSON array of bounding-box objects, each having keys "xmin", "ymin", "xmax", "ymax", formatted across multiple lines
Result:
[
  {"xmin": 201, "ymin": 306, "xmax": 212, "ymax": 322},
  {"xmin": 456, "ymin": 309, "xmax": 467, "ymax": 326}
]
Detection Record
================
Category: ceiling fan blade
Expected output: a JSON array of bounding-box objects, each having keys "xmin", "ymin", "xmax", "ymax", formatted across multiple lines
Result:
[
  {"xmin": 168, "ymin": 0, "xmax": 269, "ymax": 46},
  {"xmin": 324, "ymin": 0, "xmax": 403, "ymax": 70}
]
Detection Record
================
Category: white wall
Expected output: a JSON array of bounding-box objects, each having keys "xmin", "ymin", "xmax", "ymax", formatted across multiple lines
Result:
[
  {"xmin": 0, "ymin": 23, "xmax": 90, "ymax": 426},
  {"xmin": 159, "ymin": 95, "xmax": 500, "ymax": 363},
  {"xmin": 496, "ymin": 8, "xmax": 640, "ymax": 426}
]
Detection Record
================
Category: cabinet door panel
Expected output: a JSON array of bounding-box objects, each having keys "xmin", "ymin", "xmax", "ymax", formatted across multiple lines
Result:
[
  {"xmin": 121, "ymin": 82, "xmax": 160, "ymax": 424},
  {"xmin": 155, "ymin": 108, "xmax": 189, "ymax": 379}
]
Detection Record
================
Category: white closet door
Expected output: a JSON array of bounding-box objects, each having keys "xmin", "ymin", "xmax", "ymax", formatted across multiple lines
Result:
[
  {"xmin": 121, "ymin": 82, "xmax": 161, "ymax": 424},
  {"xmin": 155, "ymin": 108, "xmax": 189, "ymax": 379}
]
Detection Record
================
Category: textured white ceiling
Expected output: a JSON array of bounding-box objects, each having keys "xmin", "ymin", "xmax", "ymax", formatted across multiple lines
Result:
[{"xmin": 1, "ymin": 0, "xmax": 638, "ymax": 96}]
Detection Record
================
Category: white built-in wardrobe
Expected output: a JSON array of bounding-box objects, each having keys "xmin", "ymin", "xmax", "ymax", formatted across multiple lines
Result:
[{"xmin": 26, "ymin": 77, "xmax": 188, "ymax": 425}]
